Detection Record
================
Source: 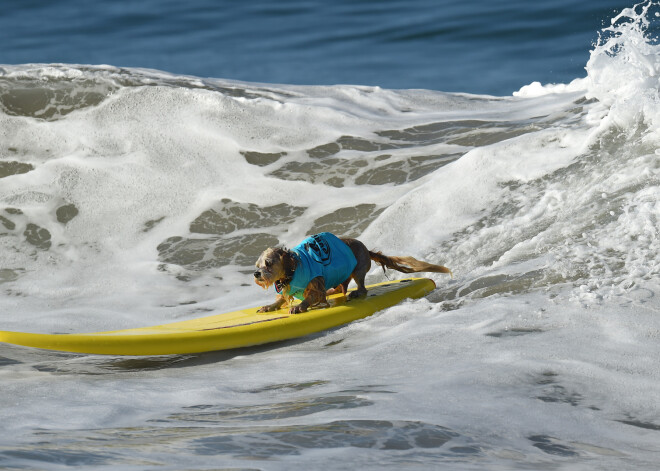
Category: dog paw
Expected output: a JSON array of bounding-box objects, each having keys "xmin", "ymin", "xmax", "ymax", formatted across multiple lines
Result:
[
  {"xmin": 289, "ymin": 305, "xmax": 307, "ymax": 314},
  {"xmin": 348, "ymin": 289, "xmax": 367, "ymax": 299},
  {"xmin": 257, "ymin": 305, "xmax": 275, "ymax": 313}
]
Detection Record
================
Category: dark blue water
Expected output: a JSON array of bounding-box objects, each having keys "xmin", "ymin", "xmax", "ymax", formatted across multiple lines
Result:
[{"xmin": 2, "ymin": 0, "xmax": 630, "ymax": 95}]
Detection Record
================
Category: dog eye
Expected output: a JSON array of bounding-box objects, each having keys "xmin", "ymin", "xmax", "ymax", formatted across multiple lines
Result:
[{"xmin": 265, "ymin": 260, "xmax": 272, "ymax": 267}]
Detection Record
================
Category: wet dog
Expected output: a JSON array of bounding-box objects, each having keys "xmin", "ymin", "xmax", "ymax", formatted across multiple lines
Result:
[{"xmin": 254, "ymin": 232, "xmax": 451, "ymax": 314}]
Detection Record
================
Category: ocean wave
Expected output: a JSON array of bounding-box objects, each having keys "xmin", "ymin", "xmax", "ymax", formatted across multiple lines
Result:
[
  {"xmin": 2, "ymin": 4, "xmax": 660, "ymax": 471},
  {"xmin": 0, "ymin": 3, "xmax": 658, "ymax": 324}
]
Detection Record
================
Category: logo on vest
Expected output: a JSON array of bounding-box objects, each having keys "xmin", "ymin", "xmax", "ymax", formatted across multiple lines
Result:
[{"xmin": 306, "ymin": 234, "xmax": 332, "ymax": 265}]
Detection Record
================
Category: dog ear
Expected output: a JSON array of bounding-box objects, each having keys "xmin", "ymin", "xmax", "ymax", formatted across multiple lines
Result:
[{"xmin": 278, "ymin": 248, "xmax": 296, "ymax": 277}]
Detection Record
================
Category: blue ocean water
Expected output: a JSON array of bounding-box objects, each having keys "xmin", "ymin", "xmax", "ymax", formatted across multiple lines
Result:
[{"xmin": 2, "ymin": 0, "xmax": 630, "ymax": 94}]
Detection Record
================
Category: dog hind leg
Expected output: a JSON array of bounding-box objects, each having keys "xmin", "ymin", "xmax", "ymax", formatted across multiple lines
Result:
[
  {"xmin": 340, "ymin": 238, "xmax": 372, "ymax": 299},
  {"xmin": 348, "ymin": 265, "xmax": 369, "ymax": 299}
]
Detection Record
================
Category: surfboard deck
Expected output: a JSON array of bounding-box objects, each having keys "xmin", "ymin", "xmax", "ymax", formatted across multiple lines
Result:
[{"xmin": 0, "ymin": 277, "xmax": 435, "ymax": 356}]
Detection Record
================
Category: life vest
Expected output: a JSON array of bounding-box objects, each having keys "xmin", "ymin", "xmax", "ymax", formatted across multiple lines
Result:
[{"xmin": 283, "ymin": 233, "xmax": 357, "ymax": 300}]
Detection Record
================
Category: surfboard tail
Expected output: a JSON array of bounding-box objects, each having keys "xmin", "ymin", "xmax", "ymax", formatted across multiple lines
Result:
[{"xmin": 368, "ymin": 251, "xmax": 452, "ymax": 278}]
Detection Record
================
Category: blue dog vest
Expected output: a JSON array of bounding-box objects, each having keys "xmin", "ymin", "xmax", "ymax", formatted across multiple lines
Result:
[{"xmin": 283, "ymin": 233, "xmax": 357, "ymax": 300}]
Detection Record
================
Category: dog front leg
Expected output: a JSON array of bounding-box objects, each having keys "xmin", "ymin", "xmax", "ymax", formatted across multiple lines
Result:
[
  {"xmin": 290, "ymin": 276, "xmax": 326, "ymax": 314},
  {"xmin": 258, "ymin": 294, "xmax": 287, "ymax": 313}
]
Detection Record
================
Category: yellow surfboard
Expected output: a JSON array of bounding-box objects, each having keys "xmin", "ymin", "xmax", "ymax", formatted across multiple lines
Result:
[{"xmin": 0, "ymin": 278, "xmax": 435, "ymax": 356}]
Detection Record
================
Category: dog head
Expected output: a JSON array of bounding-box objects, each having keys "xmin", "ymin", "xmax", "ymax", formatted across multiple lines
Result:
[{"xmin": 254, "ymin": 247, "xmax": 295, "ymax": 291}]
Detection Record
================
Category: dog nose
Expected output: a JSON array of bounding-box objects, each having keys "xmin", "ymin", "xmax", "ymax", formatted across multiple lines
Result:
[{"xmin": 254, "ymin": 270, "xmax": 261, "ymax": 279}]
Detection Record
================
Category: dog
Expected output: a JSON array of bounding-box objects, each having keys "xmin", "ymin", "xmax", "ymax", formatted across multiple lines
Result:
[{"xmin": 254, "ymin": 232, "xmax": 451, "ymax": 314}]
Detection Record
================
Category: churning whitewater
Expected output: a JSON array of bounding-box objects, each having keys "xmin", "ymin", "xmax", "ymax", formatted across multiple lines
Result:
[{"xmin": 0, "ymin": 3, "xmax": 659, "ymax": 470}]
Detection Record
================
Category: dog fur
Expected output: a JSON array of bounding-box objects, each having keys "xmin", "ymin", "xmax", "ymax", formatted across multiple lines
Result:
[{"xmin": 254, "ymin": 235, "xmax": 451, "ymax": 314}]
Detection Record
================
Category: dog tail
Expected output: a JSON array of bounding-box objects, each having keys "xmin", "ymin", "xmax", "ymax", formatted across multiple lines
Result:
[{"xmin": 368, "ymin": 251, "xmax": 452, "ymax": 278}]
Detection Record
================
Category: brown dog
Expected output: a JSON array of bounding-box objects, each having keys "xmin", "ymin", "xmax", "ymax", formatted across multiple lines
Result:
[{"xmin": 254, "ymin": 232, "xmax": 451, "ymax": 314}]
